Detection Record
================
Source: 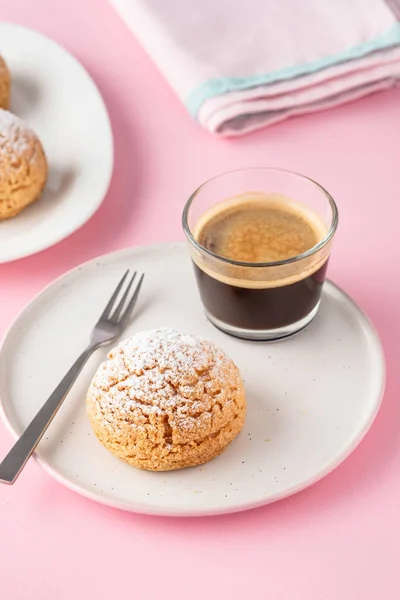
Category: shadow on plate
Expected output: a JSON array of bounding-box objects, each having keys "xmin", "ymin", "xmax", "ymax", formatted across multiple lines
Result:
[
  {"xmin": 10, "ymin": 74, "xmax": 43, "ymax": 119},
  {"xmin": 41, "ymin": 165, "xmax": 77, "ymax": 205},
  {"xmin": 0, "ymin": 165, "xmax": 78, "ymax": 225}
]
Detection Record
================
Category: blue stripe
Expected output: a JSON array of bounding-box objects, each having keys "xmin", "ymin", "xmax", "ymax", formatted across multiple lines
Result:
[{"xmin": 186, "ymin": 22, "xmax": 400, "ymax": 117}]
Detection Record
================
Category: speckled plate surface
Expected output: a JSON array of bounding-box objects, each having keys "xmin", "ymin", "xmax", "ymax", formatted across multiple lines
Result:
[{"xmin": 0, "ymin": 243, "xmax": 385, "ymax": 516}]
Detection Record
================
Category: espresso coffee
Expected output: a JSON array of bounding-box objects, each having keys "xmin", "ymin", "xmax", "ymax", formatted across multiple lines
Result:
[{"xmin": 192, "ymin": 193, "xmax": 329, "ymax": 335}]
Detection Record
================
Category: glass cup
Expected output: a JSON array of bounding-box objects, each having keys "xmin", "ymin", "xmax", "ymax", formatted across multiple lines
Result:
[{"xmin": 182, "ymin": 168, "xmax": 338, "ymax": 341}]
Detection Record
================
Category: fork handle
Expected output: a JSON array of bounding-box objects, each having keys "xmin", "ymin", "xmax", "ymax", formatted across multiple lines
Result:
[{"xmin": 0, "ymin": 345, "xmax": 96, "ymax": 485}]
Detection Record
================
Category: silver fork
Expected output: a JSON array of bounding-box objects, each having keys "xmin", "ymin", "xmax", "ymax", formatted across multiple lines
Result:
[{"xmin": 0, "ymin": 269, "xmax": 144, "ymax": 485}]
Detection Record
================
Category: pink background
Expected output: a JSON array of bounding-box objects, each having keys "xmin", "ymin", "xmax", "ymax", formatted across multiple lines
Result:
[{"xmin": 1, "ymin": 0, "xmax": 400, "ymax": 598}]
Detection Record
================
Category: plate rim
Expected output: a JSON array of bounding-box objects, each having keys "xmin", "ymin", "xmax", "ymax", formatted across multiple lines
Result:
[
  {"xmin": 0, "ymin": 242, "xmax": 386, "ymax": 516},
  {"xmin": 0, "ymin": 21, "xmax": 114, "ymax": 263}
]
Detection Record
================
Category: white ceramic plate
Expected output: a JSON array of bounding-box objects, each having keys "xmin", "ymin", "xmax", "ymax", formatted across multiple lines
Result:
[
  {"xmin": 0, "ymin": 244, "xmax": 385, "ymax": 516},
  {"xmin": 0, "ymin": 23, "xmax": 113, "ymax": 262}
]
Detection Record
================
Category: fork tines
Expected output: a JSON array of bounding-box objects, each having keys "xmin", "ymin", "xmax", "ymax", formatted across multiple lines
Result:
[{"xmin": 101, "ymin": 270, "xmax": 144, "ymax": 326}]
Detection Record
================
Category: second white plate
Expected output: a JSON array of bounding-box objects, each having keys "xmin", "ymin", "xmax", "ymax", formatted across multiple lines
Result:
[
  {"xmin": 0, "ymin": 244, "xmax": 385, "ymax": 515},
  {"xmin": 0, "ymin": 23, "xmax": 113, "ymax": 262}
]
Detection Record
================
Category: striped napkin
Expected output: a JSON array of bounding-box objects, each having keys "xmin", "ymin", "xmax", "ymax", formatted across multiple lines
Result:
[{"xmin": 111, "ymin": 0, "xmax": 400, "ymax": 136}]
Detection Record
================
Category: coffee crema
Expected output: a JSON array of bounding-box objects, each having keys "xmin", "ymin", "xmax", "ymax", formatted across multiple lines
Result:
[
  {"xmin": 195, "ymin": 193, "xmax": 326, "ymax": 264},
  {"xmin": 191, "ymin": 193, "xmax": 331, "ymax": 333}
]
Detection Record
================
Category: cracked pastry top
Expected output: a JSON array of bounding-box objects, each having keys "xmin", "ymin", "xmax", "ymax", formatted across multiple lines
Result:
[
  {"xmin": 0, "ymin": 109, "xmax": 48, "ymax": 220},
  {"xmin": 86, "ymin": 328, "xmax": 246, "ymax": 471}
]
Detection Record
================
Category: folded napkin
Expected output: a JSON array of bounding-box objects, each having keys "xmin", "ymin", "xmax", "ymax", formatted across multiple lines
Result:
[{"xmin": 111, "ymin": 0, "xmax": 400, "ymax": 136}]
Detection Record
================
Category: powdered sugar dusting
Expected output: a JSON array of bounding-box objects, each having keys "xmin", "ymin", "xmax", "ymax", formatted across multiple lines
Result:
[
  {"xmin": 86, "ymin": 328, "xmax": 246, "ymax": 470},
  {"xmin": 89, "ymin": 328, "xmax": 240, "ymax": 432},
  {"xmin": 0, "ymin": 108, "xmax": 38, "ymax": 159}
]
